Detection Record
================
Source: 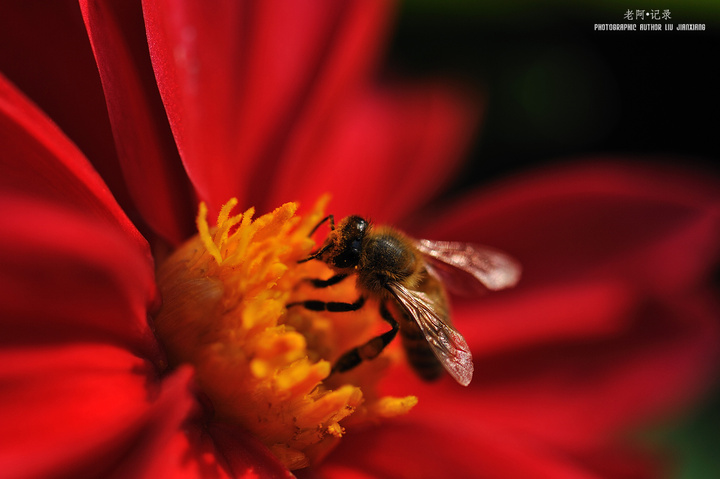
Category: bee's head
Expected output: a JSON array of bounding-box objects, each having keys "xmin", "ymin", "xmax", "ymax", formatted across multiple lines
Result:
[{"xmin": 321, "ymin": 216, "xmax": 368, "ymax": 269}]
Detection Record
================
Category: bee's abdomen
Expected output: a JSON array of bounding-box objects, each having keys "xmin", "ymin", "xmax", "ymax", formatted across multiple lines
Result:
[{"xmin": 398, "ymin": 308, "xmax": 443, "ymax": 381}]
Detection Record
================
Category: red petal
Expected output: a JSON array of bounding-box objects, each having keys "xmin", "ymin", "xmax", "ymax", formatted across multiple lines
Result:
[
  {"xmin": 376, "ymin": 162, "xmax": 720, "ymax": 448},
  {"xmin": 421, "ymin": 161, "xmax": 720, "ymax": 292},
  {"xmin": 0, "ymin": 346, "xmax": 196, "ymax": 477},
  {"xmin": 380, "ymin": 288, "xmax": 719, "ymax": 451},
  {"xmin": 80, "ymin": 0, "xmax": 195, "ymax": 245},
  {"xmin": 0, "ymin": 195, "xmax": 158, "ymax": 360},
  {"xmin": 0, "ymin": 0, "xmax": 131, "ymax": 210},
  {"xmin": 209, "ymin": 423, "xmax": 295, "ymax": 479},
  {"xmin": 147, "ymin": 419, "xmax": 234, "ymax": 479},
  {"xmin": 0, "ymin": 72, "xmax": 149, "ymax": 256},
  {"xmin": 268, "ymin": 82, "xmax": 480, "ymax": 224},
  {"xmin": 455, "ymin": 279, "xmax": 637, "ymax": 354},
  {"xmin": 471, "ymin": 292, "xmax": 720, "ymax": 447},
  {"xmin": 143, "ymin": 0, "xmax": 391, "ymax": 214},
  {"xmin": 139, "ymin": 419, "xmax": 293, "ymax": 479},
  {"xmin": 98, "ymin": 367, "xmax": 241, "ymax": 479},
  {"xmin": 317, "ymin": 420, "xmax": 638, "ymax": 479}
]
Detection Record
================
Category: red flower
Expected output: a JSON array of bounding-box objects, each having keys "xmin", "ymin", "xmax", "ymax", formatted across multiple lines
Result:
[{"xmin": 1, "ymin": 1, "xmax": 719, "ymax": 478}]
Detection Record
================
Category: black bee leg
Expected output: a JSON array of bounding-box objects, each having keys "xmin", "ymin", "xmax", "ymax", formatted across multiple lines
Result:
[
  {"xmin": 298, "ymin": 245, "xmax": 329, "ymax": 263},
  {"xmin": 331, "ymin": 301, "xmax": 399, "ymax": 375},
  {"xmin": 303, "ymin": 273, "xmax": 348, "ymax": 288},
  {"xmin": 309, "ymin": 214, "xmax": 335, "ymax": 236},
  {"xmin": 298, "ymin": 215, "xmax": 335, "ymax": 263},
  {"xmin": 287, "ymin": 295, "xmax": 365, "ymax": 312}
]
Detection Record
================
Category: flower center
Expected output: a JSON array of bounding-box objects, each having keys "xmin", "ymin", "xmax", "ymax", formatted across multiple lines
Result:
[{"xmin": 154, "ymin": 197, "xmax": 417, "ymax": 470}]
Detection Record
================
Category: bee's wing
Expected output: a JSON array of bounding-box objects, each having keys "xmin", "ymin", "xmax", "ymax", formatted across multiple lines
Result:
[
  {"xmin": 414, "ymin": 239, "xmax": 521, "ymax": 296},
  {"xmin": 388, "ymin": 282, "xmax": 474, "ymax": 386}
]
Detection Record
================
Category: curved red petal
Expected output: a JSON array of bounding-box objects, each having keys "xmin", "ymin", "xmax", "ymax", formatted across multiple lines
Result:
[
  {"xmin": 383, "ymin": 289, "xmax": 719, "ymax": 451},
  {"xmin": 374, "ymin": 162, "xmax": 720, "ymax": 451},
  {"xmin": 0, "ymin": 347, "xmax": 196, "ymax": 477},
  {"xmin": 0, "ymin": 0, "xmax": 131, "ymax": 208},
  {"xmin": 420, "ymin": 161, "xmax": 720, "ymax": 291},
  {"xmin": 97, "ymin": 367, "xmax": 232, "ymax": 479},
  {"xmin": 139, "ymin": 419, "xmax": 293, "ymax": 479},
  {"xmin": 455, "ymin": 279, "xmax": 637, "ymax": 354},
  {"xmin": 470, "ymin": 292, "xmax": 720, "ymax": 447},
  {"xmin": 0, "ymin": 194, "xmax": 158, "ymax": 360},
  {"xmin": 143, "ymin": 0, "xmax": 392, "ymax": 215},
  {"xmin": 80, "ymin": 0, "xmax": 195, "ymax": 245},
  {"xmin": 268, "ymin": 82, "xmax": 480, "ymax": 224},
  {"xmin": 0, "ymin": 72, "xmax": 149, "ymax": 256},
  {"xmin": 317, "ymin": 420, "xmax": 639, "ymax": 479},
  {"xmin": 208, "ymin": 423, "xmax": 295, "ymax": 479},
  {"xmin": 426, "ymin": 162, "xmax": 720, "ymax": 364},
  {"xmin": 147, "ymin": 421, "xmax": 234, "ymax": 479}
]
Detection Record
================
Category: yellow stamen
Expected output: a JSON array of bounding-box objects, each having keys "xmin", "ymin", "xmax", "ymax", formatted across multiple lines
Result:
[{"xmin": 154, "ymin": 197, "xmax": 417, "ymax": 470}]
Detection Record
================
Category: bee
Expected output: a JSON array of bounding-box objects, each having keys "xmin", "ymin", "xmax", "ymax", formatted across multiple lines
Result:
[{"xmin": 288, "ymin": 215, "xmax": 520, "ymax": 386}]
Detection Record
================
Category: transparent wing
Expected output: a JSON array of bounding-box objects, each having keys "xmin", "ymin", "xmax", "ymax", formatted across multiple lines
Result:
[
  {"xmin": 388, "ymin": 282, "xmax": 474, "ymax": 386},
  {"xmin": 414, "ymin": 239, "xmax": 521, "ymax": 295}
]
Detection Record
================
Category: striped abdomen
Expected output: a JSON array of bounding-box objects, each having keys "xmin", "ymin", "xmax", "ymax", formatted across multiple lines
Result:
[{"xmin": 395, "ymin": 271, "xmax": 449, "ymax": 381}]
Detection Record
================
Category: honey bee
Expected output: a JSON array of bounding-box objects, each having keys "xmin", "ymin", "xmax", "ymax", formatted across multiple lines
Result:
[{"xmin": 288, "ymin": 215, "xmax": 520, "ymax": 386}]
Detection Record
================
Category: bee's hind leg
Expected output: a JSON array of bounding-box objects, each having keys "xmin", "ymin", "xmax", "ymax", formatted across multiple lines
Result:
[{"xmin": 331, "ymin": 301, "xmax": 399, "ymax": 375}]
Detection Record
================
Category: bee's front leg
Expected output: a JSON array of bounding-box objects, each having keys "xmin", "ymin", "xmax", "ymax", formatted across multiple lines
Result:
[
  {"xmin": 302, "ymin": 273, "xmax": 348, "ymax": 288},
  {"xmin": 297, "ymin": 215, "xmax": 336, "ymax": 263},
  {"xmin": 286, "ymin": 272, "xmax": 356, "ymax": 313},
  {"xmin": 286, "ymin": 295, "xmax": 365, "ymax": 312}
]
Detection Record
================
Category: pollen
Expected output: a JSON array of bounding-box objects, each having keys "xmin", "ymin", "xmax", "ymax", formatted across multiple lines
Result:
[{"xmin": 154, "ymin": 197, "xmax": 417, "ymax": 470}]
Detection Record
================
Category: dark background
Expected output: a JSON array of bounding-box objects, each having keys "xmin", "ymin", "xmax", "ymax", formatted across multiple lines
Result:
[
  {"xmin": 386, "ymin": 2, "xmax": 719, "ymax": 478},
  {"xmin": 386, "ymin": 2, "xmax": 719, "ymax": 197}
]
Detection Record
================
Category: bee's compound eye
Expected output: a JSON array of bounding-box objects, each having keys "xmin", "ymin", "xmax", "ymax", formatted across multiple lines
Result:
[{"xmin": 346, "ymin": 216, "xmax": 368, "ymax": 236}]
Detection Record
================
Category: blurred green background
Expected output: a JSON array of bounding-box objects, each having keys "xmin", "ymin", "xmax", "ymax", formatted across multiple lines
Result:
[{"xmin": 388, "ymin": 1, "xmax": 719, "ymax": 478}]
